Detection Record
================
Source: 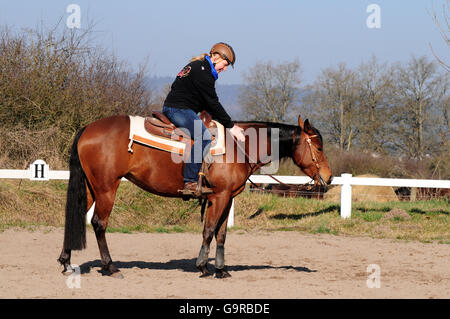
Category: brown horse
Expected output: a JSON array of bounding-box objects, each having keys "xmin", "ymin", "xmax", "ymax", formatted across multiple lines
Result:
[{"xmin": 57, "ymin": 114, "xmax": 332, "ymax": 279}]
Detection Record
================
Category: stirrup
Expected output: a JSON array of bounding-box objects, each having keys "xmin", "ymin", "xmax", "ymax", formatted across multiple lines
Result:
[
  {"xmin": 178, "ymin": 159, "xmax": 214, "ymax": 198},
  {"xmin": 197, "ymin": 174, "xmax": 213, "ymax": 195},
  {"xmin": 178, "ymin": 182, "xmax": 213, "ymax": 198},
  {"xmin": 197, "ymin": 167, "xmax": 214, "ymax": 196}
]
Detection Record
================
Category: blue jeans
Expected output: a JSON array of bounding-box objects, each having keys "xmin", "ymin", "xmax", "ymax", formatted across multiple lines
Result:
[{"xmin": 162, "ymin": 106, "xmax": 212, "ymax": 183}]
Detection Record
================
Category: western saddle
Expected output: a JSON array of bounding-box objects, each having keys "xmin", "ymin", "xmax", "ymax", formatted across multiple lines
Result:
[{"xmin": 144, "ymin": 110, "xmax": 217, "ymax": 144}]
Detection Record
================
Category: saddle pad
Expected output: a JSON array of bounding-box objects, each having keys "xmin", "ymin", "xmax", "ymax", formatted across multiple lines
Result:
[{"xmin": 128, "ymin": 115, "xmax": 226, "ymax": 156}]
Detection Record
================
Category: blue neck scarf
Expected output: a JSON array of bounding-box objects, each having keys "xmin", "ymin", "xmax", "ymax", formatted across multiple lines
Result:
[{"xmin": 205, "ymin": 55, "xmax": 218, "ymax": 80}]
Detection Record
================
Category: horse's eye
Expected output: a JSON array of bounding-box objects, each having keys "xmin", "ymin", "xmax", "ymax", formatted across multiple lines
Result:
[{"xmin": 318, "ymin": 148, "xmax": 323, "ymax": 152}]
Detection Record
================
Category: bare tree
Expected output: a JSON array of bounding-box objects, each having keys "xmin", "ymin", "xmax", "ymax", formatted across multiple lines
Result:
[
  {"xmin": 391, "ymin": 56, "xmax": 448, "ymax": 159},
  {"xmin": 0, "ymin": 22, "xmax": 156, "ymax": 168},
  {"xmin": 156, "ymin": 83, "xmax": 172, "ymax": 109},
  {"xmin": 238, "ymin": 60, "xmax": 302, "ymax": 123},
  {"xmin": 303, "ymin": 63, "xmax": 359, "ymax": 150},
  {"xmin": 356, "ymin": 55, "xmax": 395, "ymax": 153},
  {"xmin": 428, "ymin": 0, "xmax": 449, "ymax": 71}
]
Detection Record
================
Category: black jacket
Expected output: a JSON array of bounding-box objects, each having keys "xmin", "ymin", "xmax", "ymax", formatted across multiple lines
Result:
[{"xmin": 163, "ymin": 59, "xmax": 234, "ymax": 128}]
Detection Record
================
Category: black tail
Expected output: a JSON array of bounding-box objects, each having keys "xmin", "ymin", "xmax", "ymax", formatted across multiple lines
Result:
[{"xmin": 63, "ymin": 127, "xmax": 88, "ymax": 251}]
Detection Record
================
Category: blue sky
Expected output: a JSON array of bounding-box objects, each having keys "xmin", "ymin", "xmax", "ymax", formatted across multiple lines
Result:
[{"xmin": 0, "ymin": 0, "xmax": 447, "ymax": 84}]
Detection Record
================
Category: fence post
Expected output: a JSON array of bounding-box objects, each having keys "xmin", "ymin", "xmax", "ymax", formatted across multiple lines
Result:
[
  {"xmin": 86, "ymin": 202, "xmax": 95, "ymax": 225},
  {"xmin": 410, "ymin": 187, "xmax": 417, "ymax": 201},
  {"xmin": 227, "ymin": 199, "xmax": 234, "ymax": 228},
  {"xmin": 340, "ymin": 173, "xmax": 352, "ymax": 219}
]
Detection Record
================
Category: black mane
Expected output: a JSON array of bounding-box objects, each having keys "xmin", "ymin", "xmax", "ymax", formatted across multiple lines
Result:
[
  {"xmin": 236, "ymin": 120, "xmax": 323, "ymax": 160},
  {"xmin": 236, "ymin": 121, "xmax": 300, "ymax": 159}
]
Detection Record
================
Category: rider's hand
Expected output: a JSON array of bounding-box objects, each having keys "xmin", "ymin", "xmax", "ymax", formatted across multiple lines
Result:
[{"xmin": 230, "ymin": 125, "xmax": 246, "ymax": 142}]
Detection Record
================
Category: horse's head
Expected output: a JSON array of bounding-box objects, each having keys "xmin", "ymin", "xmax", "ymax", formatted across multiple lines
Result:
[{"xmin": 292, "ymin": 116, "xmax": 333, "ymax": 188}]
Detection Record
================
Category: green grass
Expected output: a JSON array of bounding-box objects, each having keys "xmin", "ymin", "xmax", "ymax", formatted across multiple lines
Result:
[
  {"xmin": 312, "ymin": 223, "xmax": 338, "ymax": 235},
  {"xmin": 235, "ymin": 191, "xmax": 449, "ymax": 243},
  {"xmin": 0, "ymin": 179, "xmax": 448, "ymax": 243}
]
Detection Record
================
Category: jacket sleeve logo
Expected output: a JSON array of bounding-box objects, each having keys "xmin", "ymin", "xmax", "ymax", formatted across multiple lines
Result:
[{"xmin": 177, "ymin": 66, "xmax": 191, "ymax": 78}]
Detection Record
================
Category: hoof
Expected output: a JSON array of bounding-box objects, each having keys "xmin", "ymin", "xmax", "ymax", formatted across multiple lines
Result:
[
  {"xmin": 197, "ymin": 264, "xmax": 212, "ymax": 278},
  {"xmin": 215, "ymin": 268, "xmax": 231, "ymax": 279},
  {"xmin": 61, "ymin": 264, "xmax": 76, "ymax": 276},
  {"xmin": 111, "ymin": 271, "xmax": 124, "ymax": 279},
  {"xmin": 100, "ymin": 264, "xmax": 123, "ymax": 278},
  {"xmin": 62, "ymin": 269, "xmax": 74, "ymax": 276}
]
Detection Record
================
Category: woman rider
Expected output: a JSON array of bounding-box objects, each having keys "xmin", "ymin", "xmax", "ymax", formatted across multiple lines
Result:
[{"xmin": 162, "ymin": 42, "xmax": 245, "ymax": 197}]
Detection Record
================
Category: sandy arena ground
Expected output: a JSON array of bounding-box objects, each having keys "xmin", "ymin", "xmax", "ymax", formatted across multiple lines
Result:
[{"xmin": 0, "ymin": 228, "xmax": 449, "ymax": 299}]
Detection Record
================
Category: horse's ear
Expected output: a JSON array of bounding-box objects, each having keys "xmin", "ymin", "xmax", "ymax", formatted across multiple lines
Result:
[
  {"xmin": 304, "ymin": 119, "xmax": 313, "ymax": 134},
  {"xmin": 298, "ymin": 115, "xmax": 304, "ymax": 130}
]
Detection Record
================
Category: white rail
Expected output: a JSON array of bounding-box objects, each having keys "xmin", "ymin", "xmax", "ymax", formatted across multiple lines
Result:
[
  {"xmin": 243, "ymin": 173, "xmax": 450, "ymax": 220},
  {"xmin": 1, "ymin": 160, "xmax": 449, "ymax": 226}
]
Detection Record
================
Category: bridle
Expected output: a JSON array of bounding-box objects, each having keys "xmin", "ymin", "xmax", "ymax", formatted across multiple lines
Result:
[
  {"xmin": 296, "ymin": 129, "xmax": 328, "ymax": 189},
  {"xmin": 239, "ymin": 126, "xmax": 327, "ymax": 191},
  {"xmin": 303, "ymin": 135, "xmax": 320, "ymax": 170}
]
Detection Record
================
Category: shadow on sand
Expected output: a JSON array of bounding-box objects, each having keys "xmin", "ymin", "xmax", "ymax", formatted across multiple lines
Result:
[
  {"xmin": 79, "ymin": 258, "xmax": 316, "ymax": 275},
  {"xmin": 271, "ymin": 205, "xmax": 339, "ymax": 220}
]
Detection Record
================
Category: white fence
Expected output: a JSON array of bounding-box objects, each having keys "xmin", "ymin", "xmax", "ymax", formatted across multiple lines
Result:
[
  {"xmin": 1, "ymin": 160, "xmax": 449, "ymax": 227},
  {"xmin": 245, "ymin": 174, "xmax": 450, "ymax": 221}
]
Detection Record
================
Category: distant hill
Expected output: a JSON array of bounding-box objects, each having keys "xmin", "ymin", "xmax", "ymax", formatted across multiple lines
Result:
[{"xmin": 145, "ymin": 76, "xmax": 245, "ymax": 120}]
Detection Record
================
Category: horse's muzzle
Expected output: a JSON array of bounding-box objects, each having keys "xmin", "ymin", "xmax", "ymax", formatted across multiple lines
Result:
[{"xmin": 316, "ymin": 174, "xmax": 332, "ymax": 192}]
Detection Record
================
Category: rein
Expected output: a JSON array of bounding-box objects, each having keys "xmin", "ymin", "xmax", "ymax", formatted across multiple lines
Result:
[
  {"xmin": 239, "ymin": 127, "xmax": 323, "ymax": 192},
  {"xmin": 201, "ymin": 128, "xmax": 322, "ymax": 223}
]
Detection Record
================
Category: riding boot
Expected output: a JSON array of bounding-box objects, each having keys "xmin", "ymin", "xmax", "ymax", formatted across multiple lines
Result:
[
  {"xmin": 181, "ymin": 181, "xmax": 213, "ymax": 197},
  {"xmin": 179, "ymin": 161, "xmax": 214, "ymax": 197}
]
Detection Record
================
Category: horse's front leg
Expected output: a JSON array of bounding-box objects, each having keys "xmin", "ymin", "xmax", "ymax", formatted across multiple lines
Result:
[
  {"xmin": 196, "ymin": 192, "xmax": 231, "ymax": 278},
  {"xmin": 214, "ymin": 196, "xmax": 233, "ymax": 278}
]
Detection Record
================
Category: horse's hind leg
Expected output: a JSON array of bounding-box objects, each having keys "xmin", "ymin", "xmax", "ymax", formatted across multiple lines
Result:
[
  {"xmin": 91, "ymin": 188, "xmax": 123, "ymax": 279},
  {"xmin": 58, "ymin": 184, "xmax": 95, "ymax": 275},
  {"xmin": 58, "ymin": 249, "xmax": 73, "ymax": 275}
]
